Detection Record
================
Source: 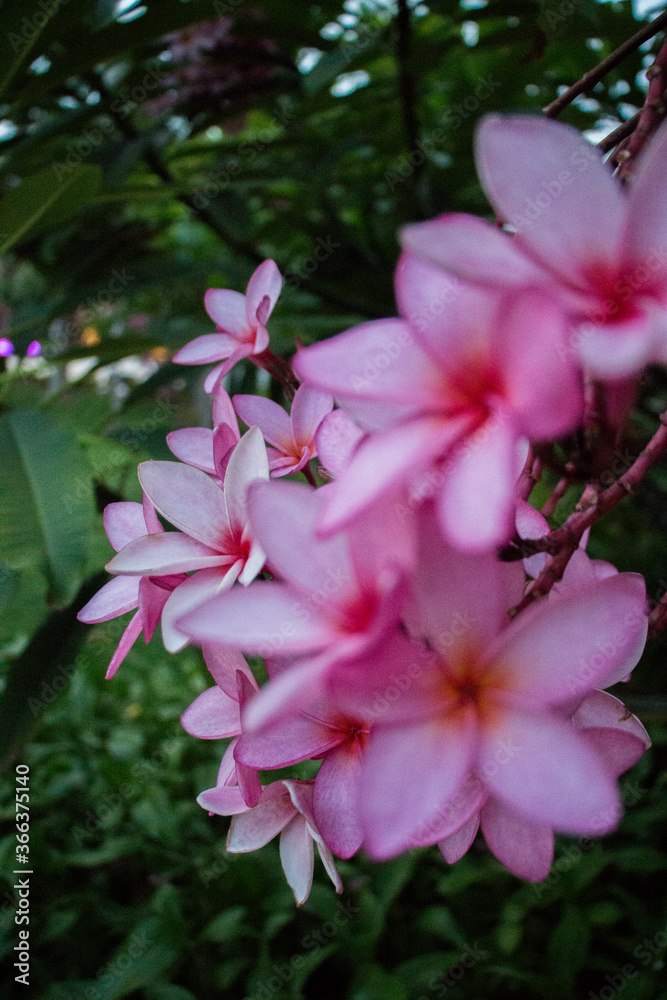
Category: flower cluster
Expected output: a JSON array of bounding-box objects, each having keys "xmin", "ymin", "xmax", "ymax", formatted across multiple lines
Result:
[{"xmin": 79, "ymin": 114, "xmax": 660, "ymax": 905}]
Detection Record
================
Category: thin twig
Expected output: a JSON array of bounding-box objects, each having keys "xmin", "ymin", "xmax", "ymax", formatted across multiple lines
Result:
[
  {"xmin": 615, "ymin": 35, "xmax": 667, "ymax": 178},
  {"xmin": 597, "ymin": 112, "xmax": 641, "ymax": 153},
  {"xmin": 543, "ymin": 9, "xmax": 667, "ymax": 118},
  {"xmin": 540, "ymin": 477, "xmax": 569, "ymax": 518}
]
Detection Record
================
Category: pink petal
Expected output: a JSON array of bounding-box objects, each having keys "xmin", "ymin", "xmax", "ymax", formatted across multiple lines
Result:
[
  {"xmin": 242, "ymin": 654, "xmax": 332, "ymax": 733},
  {"xmin": 78, "ymin": 575, "xmax": 140, "ymax": 623},
  {"xmin": 203, "ymin": 344, "xmax": 254, "ymax": 394},
  {"xmin": 177, "ymin": 580, "xmax": 335, "ymax": 656},
  {"xmin": 437, "ymin": 406, "xmax": 518, "ymax": 551},
  {"xmin": 107, "ymin": 532, "xmax": 230, "ymax": 576},
  {"xmin": 411, "ymin": 503, "xmax": 520, "ymax": 656},
  {"xmin": 142, "ymin": 493, "xmax": 162, "ymax": 534},
  {"xmin": 181, "ymin": 686, "xmax": 242, "ymax": 739},
  {"xmin": 576, "ymin": 316, "xmax": 655, "ymax": 380},
  {"xmin": 213, "ymin": 382, "xmax": 240, "ymax": 432},
  {"xmin": 475, "ymin": 114, "xmax": 625, "ymax": 287},
  {"xmin": 248, "ymin": 480, "xmax": 356, "ymax": 603},
  {"xmin": 294, "ymin": 319, "xmax": 438, "ymax": 407},
  {"xmin": 245, "ymin": 259, "xmax": 282, "ymax": 327},
  {"xmin": 488, "ymin": 572, "xmax": 648, "ymax": 705},
  {"xmin": 270, "ymin": 448, "xmax": 309, "ymax": 477},
  {"xmin": 166, "ymin": 428, "xmax": 215, "ymax": 474},
  {"xmin": 238, "ymin": 538, "xmax": 265, "ymax": 586},
  {"xmin": 290, "ymin": 386, "xmax": 334, "ymax": 448},
  {"xmin": 213, "ymin": 423, "xmax": 240, "ymax": 480},
  {"xmin": 138, "ymin": 575, "xmax": 173, "ymax": 641},
  {"xmin": 233, "ymin": 394, "xmax": 293, "ymax": 451},
  {"xmin": 204, "ymin": 289, "xmax": 250, "ymax": 338},
  {"xmin": 573, "ymin": 690, "xmax": 650, "ymax": 775},
  {"xmin": 480, "ymin": 708, "xmax": 622, "ymax": 836},
  {"xmin": 582, "ymin": 727, "xmax": 649, "ymax": 778},
  {"xmin": 227, "ymin": 782, "xmax": 296, "ymax": 850},
  {"xmin": 394, "ymin": 251, "xmax": 499, "ymax": 369},
  {"xmin": 497, "ymin": 290, "xmax": 583, "ymax": 439},
  {"xmin": 197, "ymin": 785, "xmax": 249, "ymax": 816},
  {"xmin": 280, "ymin": 814, "xmax": 314, "ymax": 905},
  {"xmin": 480, "ymin": 797, "xmax": 554, "ymax": 881},
  {"xmin": 315, "ymin": 410, "xmax": 365, "ymax": 478},
  {"xmin": 438, "ymin": 813, "xmax": 480, "ymax": 865},
  {"xmin": 360, "ymin": 710, "xmax": 477, "ymax": 859},
  {"xmin": 622, "ymin": 116, "xmax": 667, "ymax": 288},
  {"xmin": 401, "ymin": 213, "xmax": 549, "ymax": 289},
  {"xmin": 409, "ymin": 773, "xmax": 487, "ymax": 848},
  {"xmin": 203, "ymin": 643, "xmax": 257, "ymax": 699},
  {"xmin": 313, "ymin": 741, "xmax": 363, "ymax": 858},
  {"xmin": 160, "ymin": 564, "xmax": 243, "ymax": 652},
  {"xmin": 223, "ymin": 426, "xmax": 270, "ymax": 536},
  {"xmin": 139, "ymin": 460, "xmax": 230, "ymax": 549},
  {"xmin": 174, "ymin": 332, "xmax": 239, "ymax": 365},
  {"xmin": 105, "ymin": 610, "xmax": 143, "ymax": 679},
  {"xmin": 235, "ymin": 712, "xmax": 343, "ymax": 769},
  {"xmin": 319, "ymin": 416, "xmax": 471, "ymax": 535},
  {"xmin": 104, "ymin": 502, "xmax": 147, "ymax": 551}
]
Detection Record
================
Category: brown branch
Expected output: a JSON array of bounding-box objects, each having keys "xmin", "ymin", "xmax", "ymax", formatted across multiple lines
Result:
[
  {"xmin": 517, "ymin": 448, "xmax": 541, "ymax": 501},
  {"xmin": 614, "ymin": 36, "xmax": 667, "ymax": 178},
  {"xmin": 540, "ymin": 477, "xmax": 569, "ymax": 518},
  {"xmin": 543, "ymin": 9, "xmax": 667, "ymax": 118},
  {"xmin": 597, "ymin": 112, "xmax": 641, "ymax": 153}
]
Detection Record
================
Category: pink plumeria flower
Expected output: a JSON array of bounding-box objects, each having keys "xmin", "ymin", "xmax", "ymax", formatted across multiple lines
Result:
[
  {"xmin": 197, "ymin": 778, "xmax": 343, "ymax": 905},
  {"xmin": 328, "ymin": 507, "xmax": 648, "ymax": 861},
  {"xmin": 233, "ymin": 384, "xmax": 333, "ymax": 477},
  {"xmin": 174, "ymin": 259, "xmax": 282, "ymax": 392},
  {"xmin": 403, "ymin": 115, "xmax": 667, "ymax": 379},
  {"xmin": 235, "ymin": 688, "xmax": 369, "ymax": 858},
  {"xmin": 78, "ymin": 496, "xmax": 186, "ymax": 678},
  {"xmin": 181, "ymin": 645, "xmax": 261, "ymax": 806},
  {"xmin": 177, "ymin": 479, "xmax": 408, "ymax": 731},
  {"xmin": 166, "ymin": 383, "xmax": 240, "ymax": 480},
  {"xmin": 437, "ymin": 687, "xmax": 650, "ymax": 882},
  {"xmin": 106, "ymin": 427, "xmax": 269, "ymax": 653},
  {"xmin": 315, "ymin": 409, "xmax": 365, "ymax": 479},
  {"xmin": 295, "ymin": 252, "xmax": 582, "ymax": 550}
]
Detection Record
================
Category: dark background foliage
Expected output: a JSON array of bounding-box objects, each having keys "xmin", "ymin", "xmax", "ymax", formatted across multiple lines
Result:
[{"xmin": 0, "ymin": 1, "xmax": 666, "ymax": 997}]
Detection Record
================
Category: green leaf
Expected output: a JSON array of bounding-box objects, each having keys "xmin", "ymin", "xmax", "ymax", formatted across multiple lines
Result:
[
  {"xmin": 0, "ymin": 409, "xmax": 94, "ymax": 605},
  {"xmin": 0, "ymin": 164, "xmax": 101, "ymax": 254}
]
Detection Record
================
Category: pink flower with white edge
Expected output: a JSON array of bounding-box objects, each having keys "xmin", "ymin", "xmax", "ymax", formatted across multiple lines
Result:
[
  {"xmin": 106, "ymin": 427, "xmax": 269, "ymax": 653},
  {"xmin": 234, "ymin": 689, "xmax": 369, "ymax": 858},
  {"xmin": 181, "ymin": 645, "xmax": 261, "ymax": 806},
  {"xmin": 403, "ymin": 114, "xmax": 667, "ymax": 380},
  {"xmin": 197, "ymin": 778, "xmax": 343, "ymax": 905},
  {"xmin": 328, "ymin": 507, "xmax": 648, "ymax": 862},
  {"xmin": 177, "ymin": 478, "xmax": 408, "ymax": 731},
  {"xmin": 78, "ymin": 495, "xmax": 186, "ymax": 678},
  {"xmin": 437, "ymin": 688, "xmax": 650, "ymax": 882},
  {"xmin": 166, "ymin": 383, "xmax": 240, "ymax": 481},
  {"xmin": 233, "ymin": 385, "xmax": 333, "ymax": 477},
  {"xmin": 173, "ymin": 259, "xmax": 282, "ymax": 392},
  {"xmin": 295, "ymin": 252, "xmax": 582, "ymax": 550}
]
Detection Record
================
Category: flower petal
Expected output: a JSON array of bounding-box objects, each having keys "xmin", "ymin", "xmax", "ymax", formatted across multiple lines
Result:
[
  {"xmin": 105, "ymin": 610, "xmax": 143, "ymax": 679},
  {"xmin": 290, "ymin": 386, "xmax": 334, "ymax": 448},
  {"xmin": 315, "ymin": 410, "xmax": 365, "ymax": 479},
  {"xmin": 166, "ymin": 427, "xmax": 215, "ymax": 474},
  {"xmin": 233, "ymin": 394, "xmax": 293, "ymax": 451},
  {"xmin": 107, "ymin": 532, "xmax": 230, "ymax": 576},
  {"xmin": 204, "ymin": 289, "xmax": 250, "ymax": 338},
  {"xmin": 480, "ymin": 708, "xmax": 622, "ymax": 836},
  {"xmin": 181, "ymin": 686, "xmax": 242, "ymax": 739},
  {"xmin": 78, "ymin": 575, "xmax": 140, "ymax": 623},
  {"xmin": 227, "ymin": 782, "xmax": 296, "ymax": 851},
  {"xmin": 245, "ymin": 259, "xmax": 282, "ymax": 327},
  {"xmin": 139, "ymin": 460, "xmax": 230, "ymax": 548},
  {"xmin": 480, "ymin": 797, "xmax": 554, "ymax": 881},
  {"xmin": 177, "ymin": 580, "xmax": 334, "ymax": 656},
  {"xmin": 104, "ymin": 501, "xmax": 147, "ymax": 551},
  {"xmin": 475, "ymin": 114, "xmax": 625, "ymax": 287},
  {"xmin": 438, "ymin": 813, "xmax": 480, "ymax": 865},
  {"xmin": 313, "ymin": 741, "xmax": 364, "ymax": 858},
  {"xmin": 361, "ymin": 710, "xmax": 477, "ymax": 859},
  {"xmin": 174, "ymin": 332, "xmax": 238, "ymax": 364},
  {"xmin": 280, "ymin": 814, "xmax": 314, "ymax": 905},
  {"xmin": 488, "ymin": 572, "xmax": 648, "ymax": 706},
  {"xmin": 224, "ymin": 426, "xmax": 270, "ymax": 536},
  {"xmin": 160, "ymin": 564, "xmax": 242, "ymax": 652}
]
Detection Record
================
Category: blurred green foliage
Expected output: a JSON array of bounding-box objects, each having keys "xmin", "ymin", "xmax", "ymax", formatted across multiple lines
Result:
[{"xmin": 1, "ymin": 0, "xmax": 667, "ymax": 997}]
